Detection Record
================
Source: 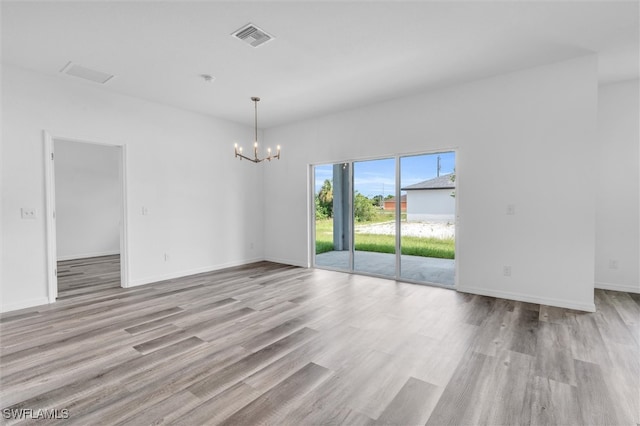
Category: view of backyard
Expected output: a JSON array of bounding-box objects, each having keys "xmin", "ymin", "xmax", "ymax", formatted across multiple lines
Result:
[
  {"xmin": 314, "ymin": 152, "xmax": 456, "ymax": 285},
  {"xmin": 315, "ymin": 209, "xmax": 455, "ymax": 259}
]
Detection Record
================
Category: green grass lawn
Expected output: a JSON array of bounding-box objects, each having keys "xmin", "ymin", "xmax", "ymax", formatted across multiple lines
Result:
[
  {"xmin": 363, "ymin": 210, "xmax": 407, "ymax": 223},
  {"xmin": 315, "ymin": 218, "xmax": 455, "ymax": 259},
  {"xmin": 315, "ymin": 219, "xmax": 335, "ymax": 254}
]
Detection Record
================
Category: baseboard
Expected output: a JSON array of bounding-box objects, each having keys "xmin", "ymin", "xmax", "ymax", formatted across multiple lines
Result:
[
  {"xmin": 57, "ymin": 251, "xmax": 120, "ymax": 261},
  {"xmin": 457, "ymin": 285, "xmax": 596, "ymax": 312},
  {"xmin": 127, "ymin": 257, "xmax": 266, "ymax": 287},
  {"xmin": 595, "ymin": 281, "xmax": 640, "ymax": 294},
  {"xmin": 264, "ymin": 256, "xmax": 308, "ymax": 268},
  {"xmin": 0, "ymin": 297, "xmax": 50, "ymax": 313}
]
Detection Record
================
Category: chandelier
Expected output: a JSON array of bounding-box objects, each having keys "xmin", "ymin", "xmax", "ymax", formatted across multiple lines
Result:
[{"xmin": 234, "ymin": 97, "xmax": 280, "ymax": 163}]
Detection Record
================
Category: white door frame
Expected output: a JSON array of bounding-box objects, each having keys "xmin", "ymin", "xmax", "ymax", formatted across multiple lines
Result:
[{"xmin": 43, "ymin": 131, "xmax": 130, "ymax": 303}]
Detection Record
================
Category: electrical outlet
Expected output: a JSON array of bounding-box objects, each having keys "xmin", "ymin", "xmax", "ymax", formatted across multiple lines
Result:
[
  {"xmin": 21, "ymin": 208, "xmax": 36, "ymax": 219},
  {"xmin": 250, "ymin": 242, "xmax": 254, "ymax": 249},
  {"xmin": 506, "ymin": 204, "xmax": 516, "ymax": 215},
  {"xmin": 503, "ymin": 266, "xmax": 512, "ymax": 277},
  {"xmin": 608, "ymin": 259, "xmax": 619, "ymax": 269},
  {"xmin": 142, "ymin": 206, "xmax": 148, "ymax": 216},
  {"xmin": 164, "ymin": 253, "xmax": 169, "ymax": 262}
]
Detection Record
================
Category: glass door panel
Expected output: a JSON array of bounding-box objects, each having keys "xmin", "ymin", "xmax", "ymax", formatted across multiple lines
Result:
[
  {"xmin": 399, "ymin": 152, "xmax": 456, "ymax": 286},
  {"xmin": 314, "ymin": 163, "xmax": 351, "ymax": 270},
  {"xmin": 353, "ymin": 158, "xmax": 396, "ymax": 278}
]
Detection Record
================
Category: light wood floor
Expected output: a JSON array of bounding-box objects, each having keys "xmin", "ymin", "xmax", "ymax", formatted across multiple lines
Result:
[
  {"xmin": 1, "ymin": 257, "xmax": 638, "ymax": 425},
  {"xmin": 56, "ymin": 255, "xmax": 121, "ymax": 299}
]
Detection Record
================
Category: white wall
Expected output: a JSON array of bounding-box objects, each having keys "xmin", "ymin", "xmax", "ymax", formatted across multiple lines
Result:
[
  {"xmin": 263, "ymin": 56, "xmax": 598, "ymax": 311},
  {"xmin": 595, "ymin": 80, "xmax": 640, "ymax": 293},
  {"xmin": 406, "ymin": 189, "xmax": 456, "ymax": 222},
  {"xmin": 1, "ymin": 64, "xmax": 264, "ymax": 312},
  {"xmin": 54, "ymin": 140, "xmax": 121, "ymax": 260}
]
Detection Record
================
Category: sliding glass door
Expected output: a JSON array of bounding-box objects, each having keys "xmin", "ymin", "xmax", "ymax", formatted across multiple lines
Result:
[
  {"xmin": 399, "ymin": 153, "xmax": 456, "ymax": 286},
  {"xmin": 314, "ymin": 163, "xmax": 351, "ymax": 270},
  {"xmin": 353, "ymin": 158, "xmax": 396, "ymax": 278},
  {"xmin": 313, "ymin": 151, "xmax": 456, "ymax": 287}
]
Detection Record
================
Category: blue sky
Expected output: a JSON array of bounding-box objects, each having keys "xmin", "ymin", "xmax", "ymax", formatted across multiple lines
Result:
[{"xmin": 314, "ymin": 151, "xmax": 455, "ymax": 197}]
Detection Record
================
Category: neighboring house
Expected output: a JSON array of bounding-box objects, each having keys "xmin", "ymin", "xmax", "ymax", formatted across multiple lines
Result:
[
  {"xmin": 402, "ymin": 174, "xmax": 455, "ymax": 222},
  {"xmin": 383, "ymin": 194, "xmax": 406, "ymax": 211}
]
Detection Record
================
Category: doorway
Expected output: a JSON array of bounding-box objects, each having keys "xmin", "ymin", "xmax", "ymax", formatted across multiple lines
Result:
[
  {"xmin": 44, "ymin": 133, "xmax": 129, "ymax": 302},
  {"xmin": 312, "ymin": 150, "xmax": 456, "ymax": 288}
]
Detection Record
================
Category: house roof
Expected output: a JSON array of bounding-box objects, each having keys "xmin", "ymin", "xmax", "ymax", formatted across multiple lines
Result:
[
  {"xmin": 402, "ymin": 174, "xmax": 455, "ymax": 191},
  {"xmin": 384, "ymin": 195, "xmax": 407, "ymax": 202}
]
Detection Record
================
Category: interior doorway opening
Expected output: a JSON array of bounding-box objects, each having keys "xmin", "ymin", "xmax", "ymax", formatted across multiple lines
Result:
[{"xmin": 44, "ymin": 133, "xmax": 129, "ymax": 303}]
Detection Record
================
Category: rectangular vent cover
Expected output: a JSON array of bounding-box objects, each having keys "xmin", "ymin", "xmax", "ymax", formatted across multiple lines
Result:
[
  {"xmin": 232, "ymin": 23, "xmax": 274, "ymax": 48},
  {"xmin": 60, "ymin": 62, "xmax": 115, "ymax": 84}
]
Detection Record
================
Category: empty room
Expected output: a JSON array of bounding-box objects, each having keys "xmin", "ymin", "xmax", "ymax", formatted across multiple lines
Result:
[{"xmin": 1, "ymin": 1, "xmax": 638, "ymax": 425}]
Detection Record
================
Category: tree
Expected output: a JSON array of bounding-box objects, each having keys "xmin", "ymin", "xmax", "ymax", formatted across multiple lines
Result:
[
  {"xmin": 372, "ymin": 194, "xmax": 384, "ymax": 208},
  {"xmin": 316, "ymin": 179, "xmax": 333, "ymax": 218},
  {"xmin": 354, "ymin": 192, "xmax": 376, "ymax": 222},
  {"xmin": 318, "ymin": 179, "xmax": 333, "ymax": 205},
  {"xmin": 315, "ymin": 194, "xmax": 328, "ymax": 219}
]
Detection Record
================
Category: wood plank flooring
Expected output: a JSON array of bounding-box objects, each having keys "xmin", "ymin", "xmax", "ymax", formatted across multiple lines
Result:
[
  {"xmin": 1, "ymin": 257, "xmax": 638, "ymax": 425},
  {"xmin": 57, "ymin": 255, "xmax": 121, "ymax": 299}
]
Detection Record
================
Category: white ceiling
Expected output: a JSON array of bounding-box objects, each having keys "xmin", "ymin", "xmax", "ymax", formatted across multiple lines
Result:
[{"xmin": 2, "ymin": 1, "xmax": 638, "ymax": 128}]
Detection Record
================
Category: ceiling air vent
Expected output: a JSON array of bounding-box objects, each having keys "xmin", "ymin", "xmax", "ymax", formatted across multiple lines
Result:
[
  {"xmin": 60, "ymin": 62, "xmax": 115, "ymax": 84},
  {"xmin": 232, "ymin": 23, "xmax": 274, "ymax": 48}
]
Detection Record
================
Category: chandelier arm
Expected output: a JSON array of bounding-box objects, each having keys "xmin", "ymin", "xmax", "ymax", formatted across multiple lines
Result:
[{"xmin": 236, "ymin": 152, "xmax": 262, "ymax": 163}]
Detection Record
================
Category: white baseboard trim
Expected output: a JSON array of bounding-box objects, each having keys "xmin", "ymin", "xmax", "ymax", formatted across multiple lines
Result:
[
  {"xmin": 264, "ymin": 256, "xmax": 308, "ymax": 268},
  {"xmin": 457, "ymin": 285, "xmax": 596, "ymax": 312},
  {"xmin": 595, "ymin": 281, "xmax": 640, "ymax": 294},
  {"xmin": 1, "ymin": 297, "xmax": 50, "ymax": 313},
  {"xmin": 57, "ymin": 251, "xmax": 120, "ymax": 261},
  {"xmin": 127, "ymin": 257, "xmax": 265, "ymax": 287}
]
